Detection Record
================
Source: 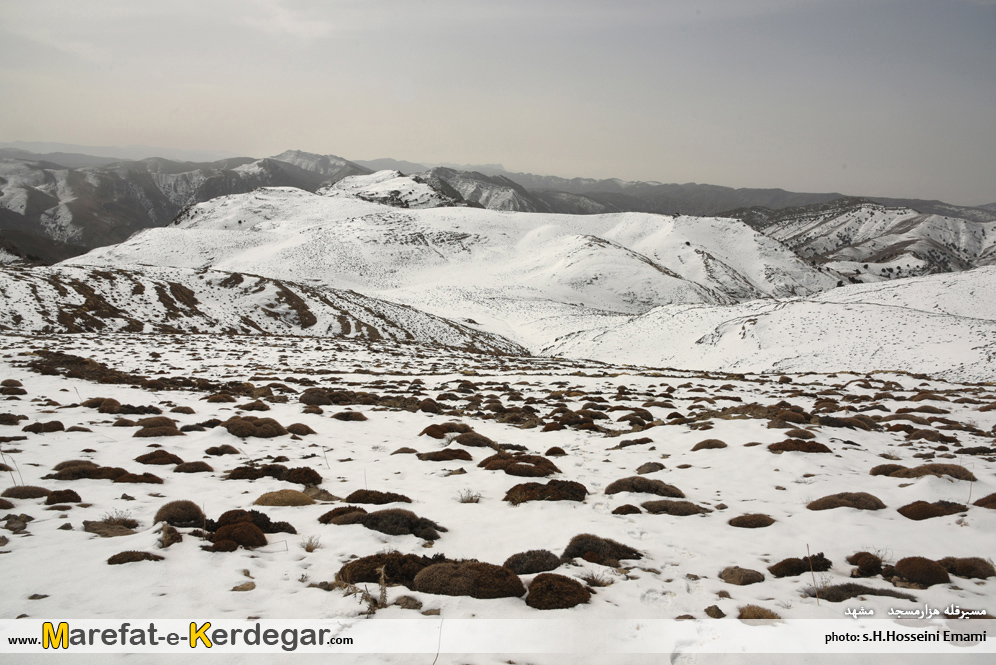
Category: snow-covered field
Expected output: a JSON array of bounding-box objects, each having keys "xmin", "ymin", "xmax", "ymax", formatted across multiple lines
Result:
[{"xmin": 1, "ymin": 332, "xmax": 994, "ymax": 663}]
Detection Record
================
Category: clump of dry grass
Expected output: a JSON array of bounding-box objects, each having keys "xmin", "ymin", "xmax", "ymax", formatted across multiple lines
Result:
[
  {"xmin": 807, "ymin": 492, "xmax": 886, "ymax": 511},
  {"xmin": 503, "ymin": 549, "xmax": 561, "ymax": 575},
  {"xmin": 604, "ymin": 477, "xmax": 684, "ymax": 498},
  {"xmin": 526, "ymin": 573, "xmax": 591, "ymax": 610},
  {"xmin": 300, "ymin": 536, "xmax": 322, "ymax": 552},
  {"xmin": 457, "ymin": 489, "xmax": 482, "ymax": 503},
  {"xmin": 107, "ymin": 551, "xmax": 165, "ymax": 565},
  {"xmin": 255, "ymin": 489, "xmax": 316, "ymax": 506},
  {"xmin": 1, "ymin": 485, "xmax": 51, "ymax": 499},
  {"xmin": 728, "ymin": 513, "xmax": 775, "ymax": 528},
  {"xmin": 737, "ymin": 605, "xmax": 781, "ymax": 620},
  {"xmin": 562, "ymin": 533, "xmax": 641, "ymax": 566}
]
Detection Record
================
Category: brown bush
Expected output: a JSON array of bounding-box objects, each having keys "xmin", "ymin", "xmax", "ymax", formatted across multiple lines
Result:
[
  {"xmin": 807, "ymin": 492, "xmax": 886, "ymax": 511},
  {"xmin": 562, "ymin": 533, "xmax": 641, "ymax": 566},
  {"xmin": 222, "ymin": 416, "xmax": 288, "ymax": 438},
  {"xmin": 784, "ymin": 428, "xmax": 816, "ymax": 439},
  {"xmin": 604, "ymin": 477, "xmax": 684, "ymax": 498},
  {"xmin": 420, "ymin": 423, "xmax": 472, "ymax": 439},
  {"xmin": 503, "ymin": 550, "xmax": 562, "ymax": 575},
  {"xmin": 332, "ymin": 411, "xmax": 368, "ymax": 421},
  {"xmin": 45, "ymin": 465, "xmax": 127, "ymax": 481},
  {"xmin": 768, "ymin": 439, "xmax": 832, "ymax": 453},
  {"xmin": 52, "ymin": 459, "xmax": 97, "ymax": 471},
  {"xmin": 691, "ymin": 439, "xmax": 727, "ymax": 451},
  {"xmin": 240, "ymin": 400, "xmax": 270, "ymax": 412},
  {"xmin": 737, "ymin": 605, "xmax": 781, "ymax": 620},
  {"xmin": 413, "ymin": 562, "xmax": 525, "ymax": 599},
  {"xmin": 641, "ymin": 500, "xmax": 711, "ymax": 516},
  {"xmin": 815, "ymin": 583, "xmax": 916, "ymax": 603},
  {"xmin": 170, "ymin": 406, "xmax": 195, "ymax": 415},
  {"xmin": 526, "ymin": 573, "xmax": 590, "ymax": 610},
  {"xmin": 255, "ymin": 489, "xmax": 315, "ymax": 506},
  {"xmin": 0, "ymin": 498, "xmax": 13, "ymax": 510},
  {"xmin": 174, "ymin": 461, "xmax": 213, "ymax": 473},
  {"xmin": 133, "ymin": 425, "xmax": 185, "ymax": 438},
  {"xmin": 336, "ymin": 552, "xmax": 454, "ymax": 587},
  {"xmin": 136, "ymin": 416, "xmax": 177, "ymax": 428},
  {"xmin": 107, "ymin": 551, "xmax": 165, "ymax": 565},
  {"xmin": 870, "ymin": 464, "xmax": 907, "ymax": 476},
  {"xmin": 97, "ymin": 398, "xmax": 122, "ymax": 413},
  {"xmin": 391, "ymin": 447, "xmax": 418, "ymax": 455},
  {"xmin": 113, "ymin": 472, "xmax": 164, "ymax": 484},
  {"xmin": 208, "ymin": 540, "xmax": 239, "ymax": 552},
  {"xmin": 974, "ymin": 493, "xmax": 996, "ymax": 509},
  {"xmin": 282, "ymin": 467, "xmax": 323, "ymax": 486},
  {"xmin": 2, "ymin": 485, "xmax": 51, "ymax": 499},
  {"xmin": 135, "ymin": 450, "xmax": 183, "ymax": 465},
  {"xmin": 612, "ymin": 504, "xmax": 641, "ymax": 515},
  {"xmin": 728, "ymin": 514, "xmax": 775, "ymax": 528},
  {"xmin": 351, "ymin": 509, "xmax": 446, "ymax": 540},
  {"xmin": 22, "ymin": 421, "xmax": 65, "ymax": 434},
  {"xmin": 504, "ymin": 480, "xmax": 588, "ymax": 505},
  {"xmin": 768, "ymin": 553, "xmax": 831, "ymax": 578},
  {"xmin": 417, "ymin": 449, "xmax": 473, "ymax": 462},
  {"xmin": 545, "ymin": 446, "xmax": 567, "ymax": 456},
  {"xmin": 226, "ymin": 464, "xmax": 286, "ymax": 481},
  {"xmin": 286, "ymin": 423, "xmax": 316, "ymax": 436},
  {"xmin": 344, "ymin": 489, "xmax": 412, "ymax": 504},
  {"xmin": 318, "ymin": 506, "xmax": 366, "ymax": 523},
  {"xmin": 205, "ymin": 444, "xmax": 240, "ymax": 456},
  {"xmin": 206, "ymin": 393, "xmax": 236, "ymax": 403},
  {"xmin": 451, "ymin": 432, "xmax": 495, "ymax": 448},
  {"xmin": 636, "ymin": 462, "xmax": 665, "ymax": 475},
  {"xmin": 846, "ymin": 551, "xmax": 883, "ymax": 577},
  {"xmin": 720, "ymin": 567, "xmax": 764, "ymax": 585},
  {"xmin": 936, "ymin": 557, "xmax": 995, "ymax": 579},
  {"xmin": 154, "ymin": 500, "xmax": 205, "ymax": 527},
  {"xmin": 894, "ymin": 557, "xmax": 950, "ymax": 587},
  {"xmin": 45, "ymin": 489, "xmax": 82, "ymax": 504},
  {"xmin": 897, "ymin": 500, "xmax": 967, "ymax": 521},
  {"xmin": 873, "ymin": 463, "xmax": 977, "ymax": 481},
  {"xmin": 479, "ymin": 453, "xmax": 560, "ymax": 477},
  {"xmin": 213, "ymin": 522, "xmax": 267, "ymax": 548}
]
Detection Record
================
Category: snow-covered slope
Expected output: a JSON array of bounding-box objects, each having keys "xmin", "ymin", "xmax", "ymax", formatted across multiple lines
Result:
[
  {"xmin": 0, "ymin": 264, "xmax": 524, "ymax": 354},
  {"xmin": 545, "ymin": 266, "xmax": 996, "ymax": 383},
  {"xmin": 64, "ymin": 187, "xmax": 840, "ymax": 349},
  {"xmin": 320, "ymin": 170, "xmax": 465, "ymax": 209}
]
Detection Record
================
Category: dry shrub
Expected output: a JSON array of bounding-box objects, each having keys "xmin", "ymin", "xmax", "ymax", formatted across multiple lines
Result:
[
  {"xmin": 352, "ymin": 509, "xmax": 446, "ymax": 540},
  {"xmin": 52, "ymin": 459, "xmax": 97, "ymax": 471},
  {"xmin": 526, "ymin": 573, "xmax": 590, "ymax": 610},
  {"xmin": 769, "ymin": 439, "xmax": 832, "ymax": 453},
  {"xmin": 96, "ymin": 398, "xmax": 121, "ymax": 413},
  {"xmin": 22, "ymin": 421, "xmax": 65, "ymax": 434},
  {"xmin": 612, "ymin": 504, "xmax": 641, "ymax": 515},
  {"xmin": 226, "ymin": 464, "xmax": 284, "ymax": 481},
  {"xmin": 870, "ymin": 464, "xmax": 907, "ymax": 476},
  {"xmin": 728, "ymin": 514, "xmax": 775, "ymax": 528},
  {"xmin": 419, "ymin": 423, "xmax": 472, "ymax": 439},
  {"xmin": 170, "ymin": 406, "xmax": 195, "ymax": 415},
  {"xmin": 479, "ymin": 453, "xmax": 560, "ymax": 477},
  {"xmin": 107, "ymin": 551, "xmax": 165, "ymax": 565},
  {"xmin": 391, "ymin": 447, "xmax": 418, "ymax": 455},
  {"xmin": 417, "ymin": 449, "xmax": 473, "ymax": 462},
  {"xmin": 604, "ymin": 477, "xmax": 684, "ymax": 498},
  {"xmin": 784, "ymin": 428, "xmax": 816, "ymax": 439},
  {"xmin": 636, "ymin": 462, "xmax": 665, "ymax": 475},
  {"xmin": 807, "ymin": 492, "xmax": 886, "ymax": 511},
  {"xmin": 737, "ymin": 605, "xmax": 781, "ymax": 620},
  {"xmin": 135, "ymin": 450, "xmax": 183, "ymax": 465},
  {"xmin": 545, "ymin": 446, "xmax": 567, "ymax": 456},
  {"xmin": 936, "ymin": 557, "xmax": 995, "ymax": 579},
  {"xmin": 205, "ymin": 444, "xmax": 241, "ymax": 456},
  {"xmin": 894, "ymin": 557, "xmax": 950, "ymax": 587},
  {"xmin": 562, "ymin": 533, "xmax": 641, "ymax": 566},
  {"xmin": 154, "ymin": 500, "xmax": 205, "ymax": 527},
  {"xmin": 897, "ymin": 500, "xmax": 967, "ymax": 521},
  {"xmin": 318, "ymin": 506, "xmax": 367, "ymax": 523},
  {"xmin": 336, "ymin": 552, "xmax": 454, "ymax": 588},
  {"xmin": 255, "ymin": 489, "xmax": 315, "ymax": 506},
  {"xmin": 504, "ymin": 480, "xmax": 588, "ymax": 505},
  {"xmin": 973, "ymin": 493, "xmax": 996, "ymax": 509},
  {"xmin": 413, "ymin": 562, "xmax": 525, "ymax": 599},
  {"xmin": 174, "ymin": 461, "xmax": 213, "ymax": 473},
  {"xmin": 847, "ymin": 552, "xmax": 883, "ymax": 577},
  {"xmin": 691, "ymin": 439, "xmax": 727, "ymax": 451},
  {"xmin": 136, "ymin": 416, "xmax": 177, "ymax": 428},
  {"xmin": 205, "ymin": 393, "xmax": 236, "ymax": 403},
  {"xmin": 503, "ymin": 550, "xmax": 562, "ymax": 575},
  {"xmin": 720, "ymin": 567, "xmax": 764, "ymax": 585},
  {"xmin": 45, "ymin": 465, "xmax": 127, "ymax": 481},
  {"xmin": 332, "ymin": 411, "xmax": 367, "ymax": 421},
  {"xmin": 453, "ymin": 432, "xmax": 495, "ymax": 448},
  {"xmin": 814, "ymin": 583, "xmax": 916, "ymax": 603},
  {"xmin": 222, "ymin": 416, "xmax": 288, "ymax": 438},
  {"xmin": 345, "ymin": 489, "xmax": 412, "ymax": 504},
  {"xmin": 213, "ymin": 522, "xmax": 267, "ymax": 548},
  {"xmin": 133, "ymin": 426, "xmax": 184, "ymax": 438},
  {"xmin": 0, "ymin": 498, "xmax": 13, "ymax": 510},
  {"xmin": 768, "ymin": 553, "xmax": 831, "ymax": 578},
  {"xmin": 286, "ymin": 423, "xmax": 316, "ymax": 436},
  {"xmin": 45, "ymin": 489, "xmax": 82, "ymax": 505},
  {"xmin": 209, "ymin": 540, "xmax": 238, "ymax": 552},
  {"xmin": 873, "ymin": 463, "xmax": 977, "ymax": 481},
  {"xmin": 113, "ymin": 472, "xmax": 164, "ymax": 484},
  {"xmin": 2, "ymin": 485, "xmax": 51, "ymax": 499},
  {"xmin": 641, "ymin": 500, "xmax": 711, "ymax": 516},
  {"xmin": 240, "ymin": 400, "xmax": 270, "ymax": 412},
  {"xmin": 299, "ymin": 388, "xmax": 332, "ymax": 406},
  {"xmin": 283, "ymin": 467, "xmax": 323, "ymax": 486}
]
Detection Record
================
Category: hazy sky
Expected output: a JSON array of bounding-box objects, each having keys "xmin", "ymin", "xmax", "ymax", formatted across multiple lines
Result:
[{"xmin": 1, "ymin": 0, "xmax": 994, "ymax": 204}]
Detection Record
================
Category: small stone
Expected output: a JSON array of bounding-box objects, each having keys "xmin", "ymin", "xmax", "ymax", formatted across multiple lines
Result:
[
  {"xmin": 444, "ymin": 468, "xmax": 467, "ymax": 477},
  {"xmin": 57, "ymin": 523, "xmax": 73, "ymax": 531},
  {"xmin": 715, "ymin": 503, "xmax": 728, "ymax": 510},
  {"xmin": 720, "ymin": 566, "xmax": 764, "ymax": 586},
  {"xmin": 675, "ymin": 614, "xmax": 695, "ymax": 620},
  {"xmin": 28, "ymin": 594, "xmax": 48, "ymax": 600},
  {"xmin": 705, "ymin": 605, "xmax": 726, "ymax": 618},
  {"xmin": 120, "ymin": 494, "xmax": 135, "ymax": 501},
  {"xmin": 394, "ymin": 596, "xmax": 423, "ymax": 611},
  {"xmin": 421, "ymin": 609, "xmax": 440, "ymax": 616},
  {"xmin": 83, "ymin": 521, "xmax": 135, "ymax": 538},
  {"xmin": 302, "ymin": 487, "xmax": 339, "ymax": 502},
  {"xmin": 231, "ymin": 582, "xmax": 256, "ymax": 592}
]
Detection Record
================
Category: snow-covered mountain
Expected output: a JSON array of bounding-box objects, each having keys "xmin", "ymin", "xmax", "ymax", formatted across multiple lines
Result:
[
  {"xmin": 727, "ymin": 198, "xmax": 996, "ymax": 280},
  {"xmin": 320, "ymin": 170, "xmax": 466, "ymax": 209},
  {"xmin": 64, "ymin": 185, "xmax": 840, "ymax": 349},
  {"xmin": 544, "ymin": 266, "xmax": 996, "ymax": 383},
  {"xmin": 0, "ymin": 264, "xmax": 522, "ymax": 354}
]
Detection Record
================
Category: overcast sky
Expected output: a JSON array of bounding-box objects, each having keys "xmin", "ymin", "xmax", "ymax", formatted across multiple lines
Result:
[{"xmin": 1, "ymin": 0, "xmax": 994, "ymax": 204}]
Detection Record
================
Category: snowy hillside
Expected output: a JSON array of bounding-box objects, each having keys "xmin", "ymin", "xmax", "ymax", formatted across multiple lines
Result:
[
  {"xmin": 320, "ymin": 171, "xmax": 465, "ymax": 209},
  {"xmin": 64, "ymin": 187, "xmax": 840, "ymax": 349},
  {"xmin": 0, "ymin": 264, "xmax": 523, "ymax": 354},
  {"xmin": 545, "ymin": 267, "xmax": 996, "ymax": 383}
]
